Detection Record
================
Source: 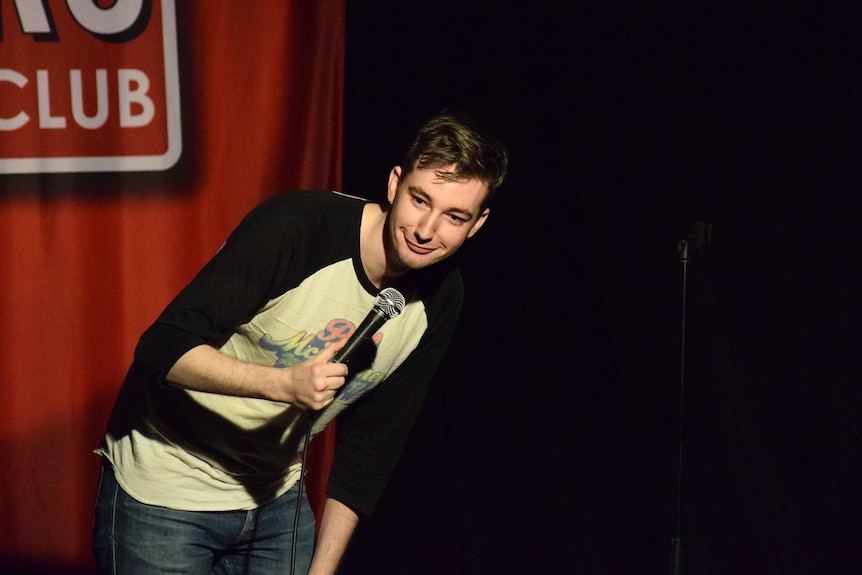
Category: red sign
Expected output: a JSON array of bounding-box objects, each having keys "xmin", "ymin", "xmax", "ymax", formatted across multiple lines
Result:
[{"xmin": 0, "ymin": 0, "xmax": 181, "ymax": 173}]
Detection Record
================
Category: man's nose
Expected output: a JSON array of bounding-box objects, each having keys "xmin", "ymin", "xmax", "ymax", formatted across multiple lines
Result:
[{"xmin": 414, "ymin": 213, "xmax": 438, "ymax": 241}]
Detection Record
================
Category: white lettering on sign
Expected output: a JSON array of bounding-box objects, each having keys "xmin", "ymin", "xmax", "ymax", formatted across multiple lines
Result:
[
  {"xmin": 9, "ymin": 0, "xmax": 144, "ymax": 36},
  {"xmin": 0, "ymin": 69, "xmax": 155, "ymax": 131},
  {"xmin": 118, "ymin": 69, "xmax": 155, "ymax": 128},
  {"xmin": 36, "ymin": 70, "xmax": 66, "ymax": 129},
  {"xmin": 0, "ymin": 70, "xmax": 29, "ymax": 130},
  {"xmin": 71, "ymin": 69, "xmax": 109, "ymax": 130},
  {"xmin": 12, "ymin": 0, "xmax": 54, "ymax": 34},
  {"xmin": 67, "ymin": 0, "xmax": 144, "ymax": 35}
]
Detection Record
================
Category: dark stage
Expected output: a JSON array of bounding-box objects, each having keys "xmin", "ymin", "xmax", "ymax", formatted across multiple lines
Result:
[{"xmin": 338, "ymin": 3, "xmax": 859, "ymax": 574}]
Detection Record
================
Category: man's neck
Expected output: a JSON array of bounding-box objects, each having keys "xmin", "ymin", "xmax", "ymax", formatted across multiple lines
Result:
[{"xmin": 359, "ymin": 203, "xmax": 395, "ymax": 289}]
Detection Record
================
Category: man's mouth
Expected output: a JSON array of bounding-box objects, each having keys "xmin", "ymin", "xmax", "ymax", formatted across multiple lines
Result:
[{"xmin": 404, "ymin": 238, "xmax": 435, "ymax": 255}]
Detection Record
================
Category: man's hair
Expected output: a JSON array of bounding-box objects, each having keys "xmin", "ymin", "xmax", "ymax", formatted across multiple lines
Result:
[{"xmin": 402, "ymin": 110, "xmax": 508, "ymax": 206}]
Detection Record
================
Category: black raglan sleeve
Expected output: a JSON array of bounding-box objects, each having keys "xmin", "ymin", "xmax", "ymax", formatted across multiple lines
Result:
[
  {"xmin": 132, "ymin": 193, "xmax": 323, "ymax": 381},
  {"xmin": 325, "ymin": 269, "xmax": 464, "ymax": 517}
]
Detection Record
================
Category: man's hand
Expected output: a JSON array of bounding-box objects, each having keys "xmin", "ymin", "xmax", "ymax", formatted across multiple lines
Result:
[{"xmin": 274, "ymin": 338, "xmax": 349, "ymax": 410}]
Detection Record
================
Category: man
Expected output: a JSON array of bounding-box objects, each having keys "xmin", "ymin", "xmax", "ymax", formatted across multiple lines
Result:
[{"xmin": 93, "ymin": 110, "xmax": 507, "ymax": 574}]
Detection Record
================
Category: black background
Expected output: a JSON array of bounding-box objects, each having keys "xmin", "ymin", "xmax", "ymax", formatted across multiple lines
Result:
[{"xmin": 339, "ymin": 3, "xmax": 859, "ymax": 574}]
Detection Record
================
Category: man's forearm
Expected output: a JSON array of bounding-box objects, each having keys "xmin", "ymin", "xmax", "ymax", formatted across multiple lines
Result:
[
  {"xmin": 308, "ymin": 498, "xmax": 359, "ymax": 575},
  {"xmin": 166, "ymin": 344, "xmax": 278, "ymax": 399},
  {"xmin": 165, "ymin": 340, "xmax": 349, "ymax": 412}
]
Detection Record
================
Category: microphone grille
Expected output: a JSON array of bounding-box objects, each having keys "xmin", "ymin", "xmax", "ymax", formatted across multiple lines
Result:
[{"xmin": 375, "ymin": 287, "xmax": 405, "ymax": 319}]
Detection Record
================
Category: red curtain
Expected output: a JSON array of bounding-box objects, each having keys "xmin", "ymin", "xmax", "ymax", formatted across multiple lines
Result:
[{"xmin": 0, "ymin": 1, "xmax": 344, "ymax": 570}]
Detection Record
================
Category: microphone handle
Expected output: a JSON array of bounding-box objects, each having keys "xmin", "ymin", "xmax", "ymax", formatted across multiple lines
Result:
[{"xmin": 331, "ymin": 308, "xmax": 387, "ymax": 365}]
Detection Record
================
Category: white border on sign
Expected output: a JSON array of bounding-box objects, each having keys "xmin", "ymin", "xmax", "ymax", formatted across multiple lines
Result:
[{"xmin": 0, "ymin": 0, "xmax": 182, "ymax": 174}]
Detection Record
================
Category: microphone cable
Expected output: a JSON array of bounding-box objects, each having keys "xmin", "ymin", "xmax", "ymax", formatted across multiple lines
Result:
[
  {"xmin": 289, "ymin": 416, "xmax": 313, "ymax": 575},
  {"xmin": 288, "ymin": 287, "xmax": 405, "ymax": 575}
]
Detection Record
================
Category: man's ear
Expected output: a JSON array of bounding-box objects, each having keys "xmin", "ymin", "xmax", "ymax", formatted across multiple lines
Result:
[
  {"xmin": 467, "ymin": 208, "xmax": 490, "ymax": 238},
  {"xmin": 387, "ymin": 166, "xmax": 402, "ymax": 204}
]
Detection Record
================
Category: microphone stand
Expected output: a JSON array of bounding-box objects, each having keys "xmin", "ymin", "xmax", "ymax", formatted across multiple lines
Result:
[
  {"xmin": 669, "ymin": 238, "xmax": 689, "ymax": 575},
  {"xmin": 670, "ymin": 222, "xmax": 710, "ymax": 575}
]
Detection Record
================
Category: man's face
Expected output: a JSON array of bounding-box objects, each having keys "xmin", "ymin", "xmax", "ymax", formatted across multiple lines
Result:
[{"xmin": 384, "ymin": 164, "xmax": 490, "ymax": 274}]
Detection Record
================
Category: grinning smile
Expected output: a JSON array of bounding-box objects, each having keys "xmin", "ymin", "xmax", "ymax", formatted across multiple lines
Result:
[{"xmin": 403, "ymin": 236, "xmax": 436, "ymax": 255}]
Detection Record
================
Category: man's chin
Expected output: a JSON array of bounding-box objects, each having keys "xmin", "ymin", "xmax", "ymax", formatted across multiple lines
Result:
[
  {"xmin": 386, "ymin": 236, "xmax": 444, "ymax": 272},
  {"xmin": 397, "ymin": 251, "xmax": 442, "ymax": 272}
]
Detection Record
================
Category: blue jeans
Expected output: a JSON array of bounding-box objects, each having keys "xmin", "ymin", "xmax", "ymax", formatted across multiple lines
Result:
[{"xmin": 93, "ymin": 462, "xmax": 315, "ymax": 575}]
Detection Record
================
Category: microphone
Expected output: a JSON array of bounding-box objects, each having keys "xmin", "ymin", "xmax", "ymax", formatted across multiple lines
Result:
[{"xmin": 332, "ymin": 287, "xmax": 405, "ymax": 367}]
